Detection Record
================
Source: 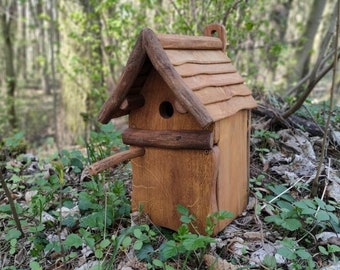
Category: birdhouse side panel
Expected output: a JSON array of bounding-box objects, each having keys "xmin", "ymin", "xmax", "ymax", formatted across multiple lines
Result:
[
  {"xmin": 129, "ymin": 69, "xmax": 203, "ymax": 131},
  {"xmin": 131, "ymin": 147, "xmax": 219, "ymax": 233},
  {"xmin": 215, "ymin": 110, "xmax": 249, "ymax": 232}
]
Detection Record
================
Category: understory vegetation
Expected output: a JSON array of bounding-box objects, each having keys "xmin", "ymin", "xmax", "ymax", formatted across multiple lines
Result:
[{"xmin": 0, "ymin": 96, "xmax": 339, "ymax": 269}]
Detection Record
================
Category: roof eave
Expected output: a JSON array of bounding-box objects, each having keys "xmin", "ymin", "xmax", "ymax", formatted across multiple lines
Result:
[
  {"xmin": 97, "ymin": 32, "xmax": 146, "ymax": 124},
  {"xmin": 142, "ymin": 28, "xmax": 214, "ymax": 129}
]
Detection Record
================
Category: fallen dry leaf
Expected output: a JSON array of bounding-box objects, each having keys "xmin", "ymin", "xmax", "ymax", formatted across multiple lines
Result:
[{"xmin": 203, "ymin": 254, "xmax": 239, "ymax": 270}]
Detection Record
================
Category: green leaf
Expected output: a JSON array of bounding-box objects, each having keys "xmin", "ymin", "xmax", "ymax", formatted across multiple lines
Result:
[
  {"xmin": 95, "ymin": 249, "xmax": 103, "ymax": 259},
  {"xmin": 176, "ymin": 204, "xmax": 189, "ymax": 216},
  {"xmin": 296, "ymin": 249, "xmax": 311, "ymax": 259},
  {"xmin": 135, "ymin": 244, "xmax": 154, "ymax": 261},
  {"xmin": 318, "ymin": 246, "xmax": 328, "ymax": 255},
  {"xmin": 152, "ymin": 259, "xmax": 163, "ymax": 267},
  {"xmin": 162, "ymin": 240, "xmax": 179, "ymax": 259},
  {"xmin": 263, "ymin": 254, "xmax": 277, "ymax": 268},
  {"xmin": 316, "ymin": 210, "xmax": 330, "ymax": 221},
  {"xmin": 278, "ymin": 246, "xmax": 296, "ymax": 260},
  {"xmin": 100, "ymin": 239, "xmax": 111, "ymax": 249},
  {"xmin": 133, "ymin": 228, "xmax": 142, "ymax": 239},
  {"xmin": 180, "ymin": 215, "xmax": 192, "ymax": 224},
  {"xmin": 5, "ymin": 229, "xmax": 22, "ymax": 241},
  {"xmin": 64, "ymin": 234, "xmax": 83, "ymax": 249},
  {"xmin": 282, "ymin": 218, "xmax": 302, "ymax": 231},
  {"xmin": 30, "ymin": 261, "xmax": 42, "ymax": 270},
  {"xmin": 134, "ymin": 239, "xmax": 143, "ymax": 250},
  {"xmin": 328, "ymin": 244, "xmax": 340, "ymax": 253},
  {"xmin": 122, "ymin": 236, "xmax": 132, "ymax": 248}
]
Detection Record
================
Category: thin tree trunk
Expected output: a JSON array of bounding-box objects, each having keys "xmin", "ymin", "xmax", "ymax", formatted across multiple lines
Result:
[
  {"xmin": 1, "ymin": 1, "xmax": 17, "ymax": 129},
  {"xmin": 290, "ymin": 0, "xmax": 326, "ymax": 85},
  {"xmin": 48, "ymin": 0, "xmax": 59, "ymax": 149}
]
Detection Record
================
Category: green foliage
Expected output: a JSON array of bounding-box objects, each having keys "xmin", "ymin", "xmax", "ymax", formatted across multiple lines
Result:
[
  {"xmin": 86, "ymin": 122, "xmax": 123, "ymax": 163},
  {"xmin": 159, "ymin": 205, "xmax": 231, "ymax": 268},
  {"xmin": 277, "ymin": 238, "xmax": 315, "ymax": 270}
]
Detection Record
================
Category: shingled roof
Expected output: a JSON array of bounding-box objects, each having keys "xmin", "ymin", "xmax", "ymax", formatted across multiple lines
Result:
[{"xmin": 98, "ymin": 24, "xmax": 257, "ymax": 128}]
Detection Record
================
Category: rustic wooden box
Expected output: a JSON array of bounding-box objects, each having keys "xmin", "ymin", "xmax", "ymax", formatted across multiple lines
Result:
[{"xmin": 90, "ymin": 24, "xmax": 257, "ymax": 235}]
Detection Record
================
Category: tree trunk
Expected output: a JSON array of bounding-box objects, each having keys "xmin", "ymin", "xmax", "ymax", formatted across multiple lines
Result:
[
  {"xmin": 1, "ymin": 1, "xmax": 17, "ymax": 129},
  {"xmin": 289, "ymin": 0, "xmax": 326, "ymax": 85}
]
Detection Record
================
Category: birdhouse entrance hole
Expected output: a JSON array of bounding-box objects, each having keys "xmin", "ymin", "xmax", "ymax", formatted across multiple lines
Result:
[{"xmin": 159, "ymin": 101, "xmax": 174, "ymax": 118}]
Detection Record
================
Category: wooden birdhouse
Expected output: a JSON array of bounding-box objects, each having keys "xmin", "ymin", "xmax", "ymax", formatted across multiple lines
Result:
[{"xmin": 89, "ymin": 24, "xmax": 257, "ymax": 235}]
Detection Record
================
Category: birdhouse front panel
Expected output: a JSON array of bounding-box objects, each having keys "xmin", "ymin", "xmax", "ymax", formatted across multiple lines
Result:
[
  {"xmin": 128, "ymin": 68, "xmax": 203, "ymax": 131},
  {"xmin": 91, "ymin": 24, "xmax": 257, "ymax": 235}
]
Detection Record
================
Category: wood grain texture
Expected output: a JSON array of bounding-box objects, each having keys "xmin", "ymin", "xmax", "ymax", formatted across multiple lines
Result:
[
  {"xmin": 157, "ymin": 34, "xmax": 222, "ymax": 50},
  {"xmin": 195, "ymin": 84, "xmax": 253, "ymax": 105},
  {"xmin": 131, "ymin": 147, "xmax": 219, "ymax": 234},
  {"xmin": 122, "ymin": 128, "xmax": 213, "ymax": 150},
  {"xmin": 205, "ymin": 95, "xmax": 257, "ymax": 122},
  {"xmin": 88, "ymin": 147, "xmax": 145, "ymax": 175},
  {"xmin": 142, "ymin": 28, "xmax": 213, "ymax": 128},
  {"xmin": 97, "ymin": 33, "xmax": 146, "ymax": 123},
  {"xmin": 119, "ymin": 94, "xmax": 145, "ymax": 111},
  {"xmin": 214, "ymin": 111, "xmax": 249, "ymax": 232},
  {"xmin": 129, "ymin": 69, "xmax": 207, "ymax": 131},
  {"xmin": 165, "ymin": 49, "xmax": 230, "ymax": 66},
  {"xmin": 173, "ymin": 62, "xmax": 237, "ymax": 77},
  {"xmin": 183, "ymin": 73, "xmax": 244, "ymax": 91}
]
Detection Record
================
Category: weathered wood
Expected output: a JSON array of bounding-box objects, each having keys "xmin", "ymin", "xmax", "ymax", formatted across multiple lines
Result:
[
  {"xmin": 174, "ymin": 100, "xmax": 188, "ymax": 114},
  {"xmin": 157, "ymin": 34, "xmax": 222, "ymax": 50},
  {"xmin": 195, "ymin": 84, "xmax": 253, "ymax": 105},
  {"xmin": 122, "ymin": 128, "xmax": 213, "ymax": 150},
  {"xmin": 131, "ymin": 147, "xmax": 219, "ymax": 234},
  {"xmin": 142, "ymin": 28, "xmax": 213, "ymax": 128},
  {"xmin": 88, "ymin": 147, "xmax": 145, "ymax": 176},
  {"xmin": 214, "ymin": 111, "xmax": 249, "ymax": 232},
  {"xmin": 129, "ymin": 70, "xmax": 206, "ymax": 131},
  {"xmin": 205, "ymin": 95, "xmax": 257, "ymax": 122},
  {"xmin": 97, "ymin": 33, "xmax": 146, "ymax": 123},
  {"xmin": 173, "ymin": 62, "xmax": 236, "ymax": 77},
  {"xmin": 119, "ymin": 94, "xmax": 145, "ymax": 111},
  {"xmin": 183, "ymin": 73, "xmax": 244, "ymax": 91},
  {"xmin": 165, "ymin": 49, "xmax": 230, "ymax": 66},
  {"xmin": 204, "ymin": 24, "xmax": 227, "ymax": 52}
]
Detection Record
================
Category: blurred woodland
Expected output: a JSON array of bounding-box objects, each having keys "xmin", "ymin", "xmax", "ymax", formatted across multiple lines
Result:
[{"xmin": 0, "ymin": 0, "xmax": 339, "ymax": 148}]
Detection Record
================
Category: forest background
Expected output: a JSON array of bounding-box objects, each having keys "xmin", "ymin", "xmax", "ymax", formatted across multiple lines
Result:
[{"xmin": 0, "ymin": 0, "xmax": 339, "ymax": 150}]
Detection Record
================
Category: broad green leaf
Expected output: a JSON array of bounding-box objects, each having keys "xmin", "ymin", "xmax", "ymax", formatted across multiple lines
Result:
[
  {"xmin": 95, "ymin": 249, "xmax": 103, "ymax": 259},
  {"xmin": 282, "ymin": 218, "xmax": 302, "ymax": 231},
  {"xmin": 277, "ymin": 247, "xmax": 296, "ymax": 260},
  {"xmin": 133, "ymin": 228, "xmax": 142, "ymax": 239},
  {"xmin": 135, "ymin": 244, "xmax": 154, "ymax": 260},
  {"xmin": 162, "ymin": 240, "xmax": 179, "ymax": 259},
  {"xmin": 318, "ymin": 246, "xmax": 328, "ymax": 255},
  {"xmin": 263, "ymin": 254, "xmax": 277, "ymax": 268},
  {"xmin": 328, "ymin": 244, "xmax": 340, "ymax": 253},
  {"xmin": 100, "ymin": 239, "xmax": 111, "ymax": 249},
  {"xmin": 64, "ymin": 234, "xmax": 83, "ymax": 249},
  {"xmin": 152, "ymin": 259, "xmax": 163, "ymax": 267},
  {"xmin": 122, "ymin": 236, "xmax": 132, "ymax": 248},
  {"xmin": 176, "ymin": 204, "xmax": 189, "ymax": 216},
  {"xmin": 5, "ymin": 229, "xmax": 22, "ymax": 241},
  {"xmin": 316, "ymin": 210, "xmax": 330, "ymax": 221},
  {"xmin": 30, "ymin": 261, "xmax": 42, "ymax": 270},
  {"xmin": 296, "ymin": 249, "xmax": 311, "ymax": 259},
  {"xmin": 134, "ymin": 239, "xmax": 143, "ymax": 250}
]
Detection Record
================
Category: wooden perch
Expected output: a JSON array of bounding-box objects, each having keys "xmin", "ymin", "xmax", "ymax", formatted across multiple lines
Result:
[
  {"xmin": 122, "ymin": 128, "xmax": 213, "ymax": 150},
  {"xmin": 88, "ymin": 147, "xmax": 145, "ymax": 176}
]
